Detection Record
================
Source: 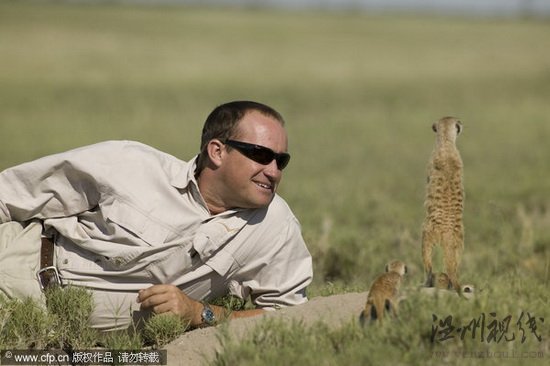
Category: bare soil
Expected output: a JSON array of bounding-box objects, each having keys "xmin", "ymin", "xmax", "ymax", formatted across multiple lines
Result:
[{"xmin": 164, "ymin": 292, "xmax": 368, "ymax": 366}]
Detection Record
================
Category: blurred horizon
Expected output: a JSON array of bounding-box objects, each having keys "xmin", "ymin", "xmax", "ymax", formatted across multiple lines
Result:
[{"xmin": 65, "ymin": 0, "xmax": 550, "ymax": 17}]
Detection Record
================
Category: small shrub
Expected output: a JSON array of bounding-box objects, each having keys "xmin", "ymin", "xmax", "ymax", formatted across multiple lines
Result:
[
  {"xmin": 45, "ymin": 286, "xmax": 98, "ymax": 350},
  {"xmin": 0, "ymin": 295, "xmax": 56, "ymax": 349},
  {"xmin": 99, "ymin": 329, "xmax": 144, "ymax": 350},
  {"xmin": 142, "ymin": 313, "xmax": 189, "ymax": 348}
]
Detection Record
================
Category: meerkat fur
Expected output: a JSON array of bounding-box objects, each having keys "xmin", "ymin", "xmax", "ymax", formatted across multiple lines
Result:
[
  {"xmin": 360, "ymin": 260, "xmax": 407, "ymax": 325},
  {"xmin": 422, "ymin": 117, "xmax": 464, "ymax": 294},
  {"xmin": 433, "ymin": 272, "xmax": 453, "ymax": 290},
  {"xmin": 431, "ymin": 272, "xmax": 475, "ymax": 293}
]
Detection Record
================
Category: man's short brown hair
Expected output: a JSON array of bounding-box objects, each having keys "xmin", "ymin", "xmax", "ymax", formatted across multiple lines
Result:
[{"xmin": 195, "ymin": 101, "xmax": 285, "ymax": 174}]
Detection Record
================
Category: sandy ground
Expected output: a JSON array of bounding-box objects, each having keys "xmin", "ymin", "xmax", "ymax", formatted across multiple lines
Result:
[{"xmin": 164, "ymin": 292, "xmax": 368, "ymax": 366}]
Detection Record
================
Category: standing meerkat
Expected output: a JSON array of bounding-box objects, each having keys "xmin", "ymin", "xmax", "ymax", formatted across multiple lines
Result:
[
  {"xmin": 360, "ymin": 260, "xmax": 407, "ymax": 324},
  {"xmin": 422, "ymin": 117, "xmax": 464, "ymax": 294}
]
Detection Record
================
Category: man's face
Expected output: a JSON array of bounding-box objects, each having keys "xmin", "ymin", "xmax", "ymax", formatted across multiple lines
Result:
[{"xmin": 218, "ymin": 110, "xmax": 288, "ymax": 210}]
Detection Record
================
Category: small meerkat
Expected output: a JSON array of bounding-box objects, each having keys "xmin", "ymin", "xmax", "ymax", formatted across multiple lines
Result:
[
  {"xmin": 431, "ymin": 272, "xmax": 475, "ymax": 294},
  {"xmin": 422, "ymin": 117, "xmax": 465, "ymax": 294},
  {"xmin": 433, "ymin": 272, "xmax": 453, "ymax": 290},
  {"xmin": 420, "ymin": 282, "xmax": 475, "ymax": 299},
  {"xmin": 360, "ymin": 260, "xmax": 407, "ymax": 324}
]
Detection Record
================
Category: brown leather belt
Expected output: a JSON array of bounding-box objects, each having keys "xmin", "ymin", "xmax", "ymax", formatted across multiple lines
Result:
[
  {"xmin": 36, "ymin": 237, "xmax": 62, "ymax": 290},
  {"xmin": 40, "ymin": 237, "xmax": 55, "ymax": 268}
]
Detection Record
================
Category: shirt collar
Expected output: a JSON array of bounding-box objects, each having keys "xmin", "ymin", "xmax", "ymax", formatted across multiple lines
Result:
[
  {"xmin": 171, "ymin": 155, "xmax": 217, "ymax": 216},
  {"xmin": 170, "ymin": 155, "xmax": 199, "ymax": 190},
  {"xmin": 170, "ymin": 154, "xmax": 262, "ymax": 218}
]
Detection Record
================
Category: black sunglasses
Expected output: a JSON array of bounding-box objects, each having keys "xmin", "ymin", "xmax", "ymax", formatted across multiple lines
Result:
[{"xmin": 223, "ymin": 139, "xmax": 291, "ymax": 170}]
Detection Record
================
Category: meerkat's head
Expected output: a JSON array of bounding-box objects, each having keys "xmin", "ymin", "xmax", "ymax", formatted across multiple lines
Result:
[
  {"xmin": 434, "ymin": 272, "xmax": 452, "ymax": 290},
  {"xmin": 385, "ymin": 260, "xmax": 407, "ymax": 276},
  {"xmin": 432, "ymin": 117, "xmax": 462, "ymax": 143}
]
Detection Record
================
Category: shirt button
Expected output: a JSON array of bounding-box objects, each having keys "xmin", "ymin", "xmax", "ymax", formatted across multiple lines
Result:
[{"xmin": 62, "ymin": 259, "xmax": 69, "ymax": 265}]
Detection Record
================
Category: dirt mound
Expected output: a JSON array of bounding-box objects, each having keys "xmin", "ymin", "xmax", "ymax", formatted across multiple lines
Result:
[{"xmin": 164, "ymin": 292, "xmax": 367, "ymax": 365}]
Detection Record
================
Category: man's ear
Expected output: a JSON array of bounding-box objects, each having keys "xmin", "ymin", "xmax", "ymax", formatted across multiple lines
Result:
[{"xmin": 206, "ymin": 139, "xmax": 225, "ymax": 168}]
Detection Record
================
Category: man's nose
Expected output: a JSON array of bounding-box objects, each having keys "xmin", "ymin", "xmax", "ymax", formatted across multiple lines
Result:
[{"xmin": 264, "ymin": 159, "xmax": 282, "ymax": 178}]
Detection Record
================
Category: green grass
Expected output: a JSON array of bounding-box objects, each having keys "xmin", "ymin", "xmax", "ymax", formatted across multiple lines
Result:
[
  {"xmin": 214, "ymin": 271, "xmax": 549, "ymax": 366},
  {"xmin": 0, "ymin": 287, "xmax": 191, "ymax": 350},
  {"xmin": 1, "ymin": 1, "xmax": 549, "ymax": 364}
]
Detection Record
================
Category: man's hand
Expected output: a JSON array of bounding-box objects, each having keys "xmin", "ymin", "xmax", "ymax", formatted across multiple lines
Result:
[
  {"xmin": 137, "ymin": 284, "xmax": 203, "ymax": 326},
  {"xmin": 137, "ymin": 284, "xmax": 267, "ymax": 327}
]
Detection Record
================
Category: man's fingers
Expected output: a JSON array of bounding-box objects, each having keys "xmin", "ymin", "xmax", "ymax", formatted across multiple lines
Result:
[
  {"xmin": 153, "ymin": 302, "xmax": 185, "ymax": 316},
  {"xmin": 137, "ymin": 285, "xmax": 188, "ymax": 315},
  {"xmin": 138, "ymin": 293, "xmax": 160, "ymax": 310},
  {"xmin": 137, "ymin": 284, "xmax": 176, "ymax": 303},
  {"xmin": 135, "ymin": 284, "xmax": 202, "ymax": 324},
  {"xmin": 139, "ymin": 295, "xmax": 176, "ymax": 315}
]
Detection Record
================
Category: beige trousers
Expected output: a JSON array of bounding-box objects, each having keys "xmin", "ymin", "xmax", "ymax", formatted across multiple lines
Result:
[
  {"xmin": 0, "ymin": 221, "xmax": 44, "ymax": 303},
  {"xmin": 0, "ymin": 222, "xmax": 148, "ymax": 331}
]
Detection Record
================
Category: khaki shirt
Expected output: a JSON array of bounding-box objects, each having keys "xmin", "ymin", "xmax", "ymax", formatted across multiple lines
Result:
[{"xmin": 0, "ymin": 141, "xmax": 312, "ymax": 309}]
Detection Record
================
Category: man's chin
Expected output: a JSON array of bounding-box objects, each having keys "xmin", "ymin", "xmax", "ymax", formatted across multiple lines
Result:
[{"xmin": 244, "ymin": 194, "xmax": 275, "ymax": 209}]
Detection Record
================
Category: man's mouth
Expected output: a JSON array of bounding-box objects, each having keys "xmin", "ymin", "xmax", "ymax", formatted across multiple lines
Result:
[{"xmin": 254, "ymin": 181, "xmax": 273, "ymax": 191}]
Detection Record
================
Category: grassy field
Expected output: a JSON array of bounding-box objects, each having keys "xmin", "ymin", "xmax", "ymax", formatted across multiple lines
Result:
[{"xmin": 1, "ymin": 1, "xmax": 549, "ymax": 364}]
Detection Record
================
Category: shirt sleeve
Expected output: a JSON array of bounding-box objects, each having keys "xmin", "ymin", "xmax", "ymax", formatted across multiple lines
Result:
[
  {"xmin": 232, "ymin": 215, "xmax": 313, "ymax": 309},
  {"xmin": 0, "ymin": 141, "xmax": 124, "ymax": 223}
]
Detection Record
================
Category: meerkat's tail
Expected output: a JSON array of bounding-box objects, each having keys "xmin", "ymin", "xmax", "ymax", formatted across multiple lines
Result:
[
  {"xmin": 359, "ymin": 302, "xmax": 376, "ymax": 326},
  {"xmin": 421, "ymin": 229, "xmax": 436, "ymax": 287},
  {"xmin": 360, "ymin": 299, "xmax": 388, "ymax": 325},
  {"xmin": 360, "ymin": 298, "xmax": 401, "ymax": 325}
]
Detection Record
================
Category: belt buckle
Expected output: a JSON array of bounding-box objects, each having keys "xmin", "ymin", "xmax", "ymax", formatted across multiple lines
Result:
[{"xmin": 36, "ymin": 266, "xmax": 63, "ymax": 290}]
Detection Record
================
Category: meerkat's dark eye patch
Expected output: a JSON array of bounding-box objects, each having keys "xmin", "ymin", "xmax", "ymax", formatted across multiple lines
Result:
[
  {"xmin": 456, "ymin": 121, "xmax": 463, "ymax": 134},
  {"xmin": 432, "ymin": 123, "xmax": 437, "ymax": 132}
]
